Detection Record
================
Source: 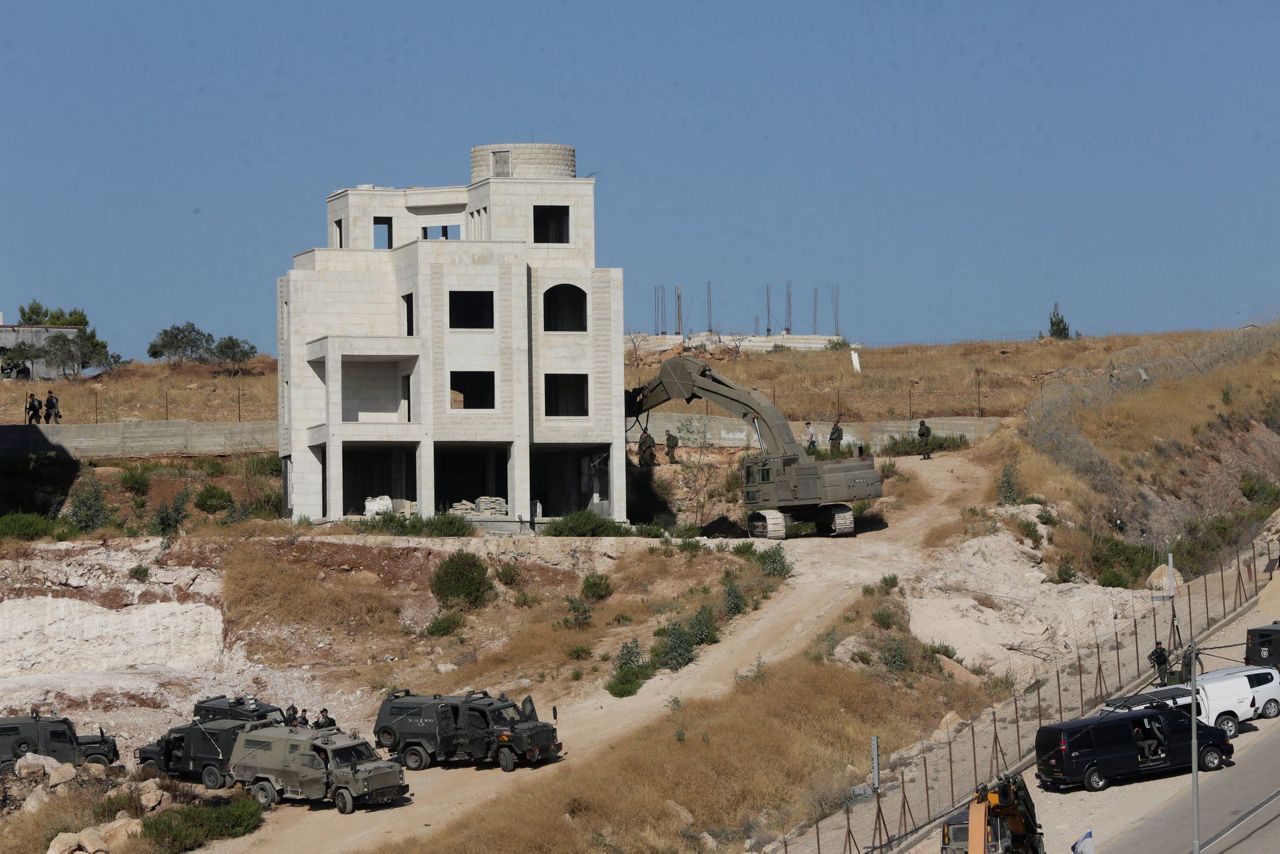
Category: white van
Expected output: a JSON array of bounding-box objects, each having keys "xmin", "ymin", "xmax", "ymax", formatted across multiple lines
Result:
[
  {"xmin": 1104, "ymin": 675, "xmax": 1257, "ymax": 739},
  {"xmin": 1199, "ymin": 666, "xmax": 1280, "ymax": 721}
]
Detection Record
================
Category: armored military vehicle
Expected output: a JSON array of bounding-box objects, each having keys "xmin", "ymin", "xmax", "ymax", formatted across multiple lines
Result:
[
  {"xmin": 135, "ymin": 718, "xmax": 250, "ymax": 789},
  {"xmin": 627, "ymin": 356, "xmax": 883, "ymax": 538},
  {"xmin": 228, "ymin": 723, "xmax": 407, "ymax": 814},
  {"xmin": 374, "ymin": 689, "xmax": 562, "ymax": 772},
  {"xmin": 193, "ymin": 695, "xmax": 283, "ymax": 724},
  {"xmin": 0, "ymin": 714, "xmax": 120, "ymax": 776}
]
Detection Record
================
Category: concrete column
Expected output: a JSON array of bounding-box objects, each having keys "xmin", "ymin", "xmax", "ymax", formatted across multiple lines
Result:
[
  {"xmin": 417, "ymin": 440, "xmax": 433, "ymax": 517},
  {"xmin": 326, "ymin": 439, "xmax": 344, "ymax": 520}
]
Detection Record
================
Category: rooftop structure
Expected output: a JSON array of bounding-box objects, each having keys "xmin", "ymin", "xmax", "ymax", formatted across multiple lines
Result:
[{"xmin": 277, "ymin": 144, "xmax": 626, "ymax": 526}]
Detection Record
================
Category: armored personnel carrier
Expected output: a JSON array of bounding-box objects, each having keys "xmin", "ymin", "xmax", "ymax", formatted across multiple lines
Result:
[
  {"xmin": 135, "ymin": 718, "xmax": 250, "ymax": 789},
  {"xmin": 0, "ymin": 714, "xmax": 119, "ymax": 776},
  {"xmin": 193, "ymin": 695, "xmax": 283, "ymax": 724}
]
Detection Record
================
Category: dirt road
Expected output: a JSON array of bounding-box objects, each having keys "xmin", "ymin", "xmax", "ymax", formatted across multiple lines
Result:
[{"xmin": 208, "ymin": 456, "xmax": 987, "ymax": 853}]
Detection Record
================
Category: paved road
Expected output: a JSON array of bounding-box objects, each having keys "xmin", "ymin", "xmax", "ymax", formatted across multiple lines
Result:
[{"xmin": 1103, "ymin": 715, "xmax": 1280, "ymax": 854}]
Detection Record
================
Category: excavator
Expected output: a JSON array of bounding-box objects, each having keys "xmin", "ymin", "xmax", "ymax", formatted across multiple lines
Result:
[
  {"xmin": 625, "ymin": 356, "xmax": 882, "ymax": 539},
  {"xmin": 940, "ymin": 775, "xmax": 1045, "ymax": 854}
]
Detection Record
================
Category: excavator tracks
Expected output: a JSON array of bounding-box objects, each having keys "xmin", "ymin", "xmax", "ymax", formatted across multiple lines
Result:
[{"xmin": 748, "ymin": 510, "xmax": 789, "ymax": 539}]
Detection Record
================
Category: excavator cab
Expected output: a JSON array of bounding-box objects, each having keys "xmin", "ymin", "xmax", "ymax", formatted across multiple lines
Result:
[{"xmin": 940, "ymin": 775, "xmax": 1044, "ymax": 854}]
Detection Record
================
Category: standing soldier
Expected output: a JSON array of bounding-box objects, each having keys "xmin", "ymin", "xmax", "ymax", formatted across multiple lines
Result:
[
  {"xmin": 638, "ymin": 428, "xmax": 657, "ymax": 467},
  {"xmin": 804, "ymin": 421, "xmax": 817, "ymax": 453},
  {"xmin": 25, "ymin": 393, "xmax": 42, "ymax": 425},
  {"xmin": 44, "ymin": 389, "xmax": 60, "ymax": 424},
  {"xmin": 828, "ymin": 421, "xmax": 843, "ymax": 456},
  {"xmin": 664, "ymin": 429, "xmax": 679, "ymax": 464},
  {"xmin": 1148, "ymin": 640, "xmax": 1169, "ymax": 686},
  {"xmin": 918, "ymin": 419, "xmax": 933, "ymax": 459}
]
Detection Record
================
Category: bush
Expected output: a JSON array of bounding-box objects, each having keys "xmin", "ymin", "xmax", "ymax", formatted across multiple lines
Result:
[
  {"xmin": 824, "ymin": 337, "xmax": 851, "ymax": 350},
  {"xmin": 688, "ymin": 604, "xmax": 719, "ymax": 645},
  {"xmin": 654, "ymin": 622, "xmax": 697, "ymax": 671},
  {"xmin": 355, "ymin": 512, "xmax": 475, "ymax": 537},
  {"xmin": 996, "ymin": 462, "xmax": 1021, "ymax": 505},
  {"xmin": 877, "ymin": 636, "xmax": 911, "ymax": 672},
  {"xmin": 1241, "ymin": 472, "xmax": 1280, "ymax": 506},
  {"xmin": 1016, "ymin": 518, "xmax": 1043, "ymax": 549},
  {"xmin": 567, "ymin": 643, "xmax": 592, "ymax": 661},
  {"xmin": 129, "ymin": 564, "xmax": 150, "ymax": 582},
  {"xmin": 722, "ymin": 574, "xmax": 746, "ymax": 616},
  {"xmin": 0, "ymin": 512, "xmax": 55, "ymax": 540},
  {"xmin": 423, "ymin": 611, "xmax": 464, "ymax": 637},
  {"xmin": 151, "ymin": 489, "xmax": 191, "ymax": 537},
  {"xmin": 141, "ymin": 796, "xmax": 263, "ymax": 852},
  {"xmin": 878, "ymin": 460, "xmax": 900, "ymax": 479},
  {"xmin": 731, "ymin": 541, "xmax": 756, "ymax": 557},
  {"xmin": 1054, "ymin": 559, "xmax": 1078, "ymax": 584},
  {"xmin": 562, "ymin": 596, "xmax": 593, "ymax": 629},
  {"xmin": 631, "ymin": 522, "xmax": 666, "ymax": 538},
  {"xmin": 542, "ymin": 510, "xmax": 630, "ymax": 537},
  {"xmin": 879, "ymin": 573, "xmax": 898, "ymax": 593},
  {"xmin": 514, "ymin": 590, "xmax": 539, "ymax": 608},
  {"xmin": 677, "ymin": 538, "xmax": 704, "ymax": 555},
  {"xmin": 1036, "ymin": 507, "xmax": 1059, "ymax": 526},
  {"xmin": 421, "ymin": 513, "xmax": 476, "ymax": 536},
  {"xmin": 194, "ymin": 484, "xmax": 234, "ymax": 513},
  {"xmin": 495, "ymin": 563, "xmax": 522, "ymax": 587},
  {"xmin": 753, "ymin": 544, "xmax": 792, "ymax": 578},
  {"xmin": 243, "ymin": 454, "xmax": 283, "ymax": 477},
  {"xmin": 66, "ymin": 476, "xmax": 112, "ymax": 532},
  {"xmin": 871, "ymin": 606, "xmax": 899, "ymax": 630},
  {"xmin": 925, "ymin": 640, "xmax": 958, "ymax": 661},
  {"xmin": 877, "ymin": 433, "xmax": 970, "ymax": 457},
  {"xmin": 121, "ymin": 466, "xmax": 151, "ymax": 496},
  {"xmin": 191, "ymin": 457, "xmax": 226, "ymax": 478},
  {"xmin": 1097, "ymin": 568, "xmax": 1129, "ymax": 588},
  {"xmin": 430, "ymin": 552, "xmax": 494, "ymax": 609},
  {"xmin": 580, "ymin": 572, "xmax": 613, "ymax": 602},
  {"xmin": 606, "ymin": 638, "xmax": 655, "ymax": 697}
]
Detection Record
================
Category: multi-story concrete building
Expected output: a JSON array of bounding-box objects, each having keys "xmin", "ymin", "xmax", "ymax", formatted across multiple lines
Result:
[{"xmin": 277, "ymin": 144, "xmax": 626, "ymax": 526}]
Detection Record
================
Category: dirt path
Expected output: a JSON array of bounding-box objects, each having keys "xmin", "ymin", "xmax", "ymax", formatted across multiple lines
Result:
[{"xmin": 208, "ymin": 455, "xmax": 987, "ymax": 853}]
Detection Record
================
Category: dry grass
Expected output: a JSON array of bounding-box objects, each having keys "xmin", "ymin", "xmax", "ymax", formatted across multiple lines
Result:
[
  {"xmin": 374, "ymin": 595, "xmax": 1001, "ymax": 854},
  {"xmin": 627, "ymin": 330, "xmax": 1219, "ymax": 422},
  {"xmin": 0, "ymin": 788, "xmax": 101, "ymax": 854}
]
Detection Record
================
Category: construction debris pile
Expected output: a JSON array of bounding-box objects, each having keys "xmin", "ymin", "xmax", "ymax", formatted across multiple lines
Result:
[{"xmin": 449, "ymin": 496, "xmax": 509, "ymax": 517}]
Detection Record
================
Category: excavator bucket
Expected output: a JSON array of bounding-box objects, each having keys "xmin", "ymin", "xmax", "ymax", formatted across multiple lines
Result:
[{"xmin": 967, "ymin": 798, "xmax": 989, "ymax": 853}]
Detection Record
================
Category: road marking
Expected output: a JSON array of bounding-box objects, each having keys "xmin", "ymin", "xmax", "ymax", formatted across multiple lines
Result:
[{"xmin": 1201, "ymin": 783, "xmax": 1280, "ymax": 852}]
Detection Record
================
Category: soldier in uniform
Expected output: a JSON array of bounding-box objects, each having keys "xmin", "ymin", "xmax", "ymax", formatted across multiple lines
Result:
[
  {"xmin": 284, "ymin": 704, "xmax": 298, "ymax": 726},
  {"xmin": 828, "ymin": 421, "xmax": 843, "ymax": 456},
  {"xmin": 312, "ymin": 708, "xmax": 336, "ymax": 729},
  {"xmin": 297, "ymin": 708, "xmax": 310, "ymax": 727},
  {"xmin": 25, "ymin": 393, "xmax": 42, "ymax": 424},
  {"xmin": 664, "ymin": 429, "xmax": 679, "ymax": 464},
  {"xmin": 44, "ymin": 390, "xmax": 60, "ymax": 424},
  {"xmin": 638, "ymin": 429, "xmax": 657, "ymax": 467},
  {"xmin": 918, "ymin": 419, "xmax": 933, "ymax": 459},
  {"xmin": 804, "ymin": 421, "xmax": 817, "ymax": 453},
  {"xmin": 1148, "ymin": 641, "xmax": 1169, "ymax": 686}
]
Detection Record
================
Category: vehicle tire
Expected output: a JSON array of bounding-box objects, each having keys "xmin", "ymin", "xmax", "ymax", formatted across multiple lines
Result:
[
  {"xmin": 1082, "ymin": 766, "xmax": 1109, "ymax": 792},
  {"xmin": 376, "ymin": 726, "xmax": 398, "ymax": 749},
  {"xmin": 1263, "ymin": 699, "xmax": 1280, "ymax": 719},
  {"xmin": 85, "ymin": 754, "xmax": 110, "ymax": 767},
  {"xmin": 404, "ymin": 745, "xmax": 429, "ymax": 771},
  {"xmin": 140, "ymin": 760, "xmax": 159, "ymax": 778},
  {"xmin": 252, "ymin": 781, "xmax": 277, "ymax": 809},
  {"xmin": 1215, "ymin": 714, "xmax": 1239, "ymax": 739},
  {"xmin": 12, "ymin": 739, "xmax": 32, "ymax": 758},
  {"xmin": 0, "ymin": 760, "xmax": 14, "ymax": 777},
  {"xmin": 498, "ymin": 747, "xmax": 516, "ymax": 773},
  {"xmin": 202, "ymin": 764, "xmax": 223, "ymax": 790},
  {"xmin": 1199, "ymin": 746, "xmax": 1223, "ymax": 771},
  {"xmin": 334, "ymin": 787, "xmax": 356, "ymax": 815}
]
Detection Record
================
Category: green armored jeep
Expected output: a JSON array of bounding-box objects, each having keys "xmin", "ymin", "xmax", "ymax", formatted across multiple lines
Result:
[
  {"xmin": 228, "ymin": 723, "xmax": 408, "ymax": 814},
  {"xmin": 374, "ymin": 689, "xmax": 562, "ymax": 772},
  {"xmin": 135, "ymin": 719, "xmax": 250, "ymax": 789},
  {"xmin": 0, "ymin": 714, "xmax": 120, "ymax": 775}
]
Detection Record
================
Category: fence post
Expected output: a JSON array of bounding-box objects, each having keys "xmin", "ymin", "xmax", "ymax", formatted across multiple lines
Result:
[
  {"xmin": 1113, "ymin": 622, "xmax": 1123, "ymax": 685},
  {"xmin": 923, "ymin": 755, "xmax": 932, "ymax": 821},
  {"xmin": 1076, "ymin": 649, "xmax": 1085, "ymax": 717},
  {"xmin": 1055, "ymin": 668, "xmax": 1064, "ymax": 723},
  {"xmin": 1253, "ymin": 543, "xmax": 1260, "ymax": 598},
  {"xmin": 1013, "ymin": 695, "xmax": 1022, "ymax": 756},
  {"xmin": 1203, "ymin": 574, "xmax": 1210, "ymax": 627},
  {"xmin": 971, "ymin": 724, "xmax": 978, "ymax": 789},
  {"xmin": 1035, "ymin": 674, "xmax": 1043, "ymax": 730},
  {"xmin": 1220, "ymin": 561, "xmax": 1227, "ymax": 621},
  {"xmin": 1133, "ymin": 610, "xmax": 1141, "ymax": 674},
  {"xmin": 1186, "ymin": 584, "xmax": 1194, "ymax": 639},
  {"xmin": 948, "ymin": 738, "xmax": 955, "ymax": 805}
]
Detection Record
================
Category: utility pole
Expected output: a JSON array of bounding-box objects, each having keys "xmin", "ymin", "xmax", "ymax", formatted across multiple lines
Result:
[
  {"xmin": 812, "ymin": 287, "xmax": 818, "ymax": 334},
  {"xmin": 828, "ymin": 284, "xmax": 841, "ymax": 337},
  {"xmin": 675, "ymin": 284, "xmax": 683, "ymax": 339},
  {"xmin": 785, "ymin": 280, "xmax": 792, "ymax": 334},
  {"xmin": 754, "ymin": 316, "xmax": 759, "ymax": 336},
  {"xmin": 1190, "ymin": 638, "xmax": 1201, "ymax": 854},
  {"xmin": 706, "ymin": 281, "xmax": 712, "ymax": 334},
  {"xmin": 765, "ymin": 285, "xmax": 772, "ymax": 336}
]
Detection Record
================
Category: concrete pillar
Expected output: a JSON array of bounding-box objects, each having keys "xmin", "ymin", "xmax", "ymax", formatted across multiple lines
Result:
[
  {"xmin": 326, "ymin": 439, "xmax": 344, "ymax": 520},
  {"xmin": 417, "ymin": 440, "xmax": 433, "ymax": 517}
]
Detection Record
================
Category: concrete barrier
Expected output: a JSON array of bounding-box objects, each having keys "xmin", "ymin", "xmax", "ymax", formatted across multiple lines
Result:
[
  {"xmin": 625, "ymin": 413, "xmax": 1002, "ymax": 450},
  {"xmin": 0, "ymin": 421, "xmax": 277, "ymax": 458}
]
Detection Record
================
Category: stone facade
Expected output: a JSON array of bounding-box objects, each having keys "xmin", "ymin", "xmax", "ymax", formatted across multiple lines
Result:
[{"xmin": 277, "ymin": 144, "xmax": 625, "ymax": 524}]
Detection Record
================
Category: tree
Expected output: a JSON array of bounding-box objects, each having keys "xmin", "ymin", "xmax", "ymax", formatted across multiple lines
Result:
[
  {"xmin": 1, "ymin": 340, "xmax": 40, "ymax": 378},
  {"xmin": 148, "ymin": 322, "xmax": 214, "ymax": 363},
  {"xmin": 18, "ymin": 300, "xmax": 88, "ymax": 327},
  {"xmin": 1048, "ymin": 303, "xmax": 1071, "ymax": 340},
  {"xmin": 211, "ymin": 336, "xmax": 258, "ymax": 374}
]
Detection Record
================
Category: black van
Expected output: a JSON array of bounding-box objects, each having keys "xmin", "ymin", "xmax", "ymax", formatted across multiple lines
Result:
[
  {"xmin": 1035, "ymin": 708, "xmax": 1232, "ymax": 792},
  {"xmin": 1245, "ymin": 621, "xmax": 1280, "ymax": 668}
]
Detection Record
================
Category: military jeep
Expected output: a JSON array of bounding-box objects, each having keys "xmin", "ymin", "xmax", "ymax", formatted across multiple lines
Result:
[
  {"xmin": 0, "ymin": 714, "xmax": 120, "ymax": 775},
  {"xmin": 135, "ymin": 718, "xmax": 250, "ymax": 790},
  {"xmin": 228, "ymin": 723, "xmax": 408, "ymax": 815},
  {"xmin": 374, "ymin": 689, "xmax": 562, "ymax": 772},
  {"xmin": 193, "ymin": 694, "xmax": 283, "ymax": 724}
]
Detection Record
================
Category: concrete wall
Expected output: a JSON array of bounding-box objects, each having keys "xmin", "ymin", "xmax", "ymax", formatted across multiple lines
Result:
[
  {"xmin": 0, "ymin": 421, "xmax": 277, "ymax": 458},
  {"xmin": 629, "ymin": 332, "xmax": 855, "ymax": 354},
  {"xmin": 625, "ymin": 414, "xmax": 1002, "ymax": 451}
]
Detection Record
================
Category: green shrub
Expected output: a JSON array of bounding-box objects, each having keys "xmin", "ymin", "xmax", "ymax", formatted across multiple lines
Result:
[
  {"xmin": 688, "ymin": 604, "xmax": 719, "ymax": 645},
  {"xmin": 878, "ymin": 460, "xmax": 900, "ymax": 479},
  {"xmin": 722, "ymin": 572, "xmax": 746, "ymax": 616},
  {"xmin": 1016, "ymin": 518, "xmax": 1043, "ymax": 549},
  {"xmin": 542, "ymin": 510, "xmax": 630, "ymax": 537},
  {"xmin": 194, "ymin": 484, "xmax": 234, "ymax": 513},
  {"xmin": 871, "ymin": 606, "xmax": 899, "ymax": 630},
  {"xmin": 421, "ymin": 513, "xmax": 476, "ymax": 536},
  {"xmin": 191, "ymin": 457, "xmax": 226, "ymax": 478},
  {"xmin": 129, "ymin": 565, "xmax": 150, "ymax": 582},
  {"xmin": 731, "ymin": 541, "xmax": 756, "ymax": 558},
  {"xmin": 653, "ymin": 622, "xmax": 697, "ymax": 671},
  {"xmin": 141, "ymin": 796, "xmax": 263, "ymax": 853},
  {"xmin": 824, "ymin": 337, "xmax": 851, "ymax": 351},
  {"xmin": 877, "ymin": 433, "xmax": 970, "ymax": 457},
  {"xmin": 430, "ymin": 551, "xmax": 494, "ymax": 609},
  {"xmin": 355, "ymin": 512, "xmax": 474, "ymax": 537},
  {"xmin": 243, "ymin": 454, "xmax": 283, "ymax": 477},
  {"xmin": 879, "ymin": 573, "xmax": 899, "ymax": 593},
  {"xmin": 562, "ymin": 596, "xmax": 593, "ymax": 629},
  {"xmin": 925, "ymin": 640, "xmax": 959, "ymax": 661},
  {"xmin": 423, "ymin": 611, "xmax": 464, "ymax": 637},
  {"xmin": 1054, "ymin": 558, "xmax": 1078, "ymax": 584},
  {"xmin": 580, "ymin": 572, "xmax": 613, "ymax": 602},
  {"xmin": 1097, "ymin": 568, "xmax": 1129, "ymax": 589},
  {"xmin": 237, "ymin": 488, "xmax": 282, "ymax": 520},
  {"xmin": 66, "ymin": 476, "xmax": 113, "ymax": 532},
  {"xmin": 631, "ymin": 522, "xmax": 667, "ymax": 538},
  {"xmin": 514, "ymin": 590, "xmax": 539, "ymax": 608},
  {"xmin": 861, "ymin": 583, "xmax": 877, "ymax": 596},
  {"xmin": 1241, "ymin": 472, "xmax": 1280, "ymax": 506},
  {"xmin": 120, "ymin": 466, "xmax": 151, "ymax": 496},
  {"xmin": 677, "ymin": 538, "xmax": 704, "ymax": 555},
  {"xmin": 1036, "ymin": 507, "xmax": 1059, "ymax": 526},
  {"xmin": 996, "ymin": 462, "xmax": 1022, "ymax": 505},
  {"xmin": 753, "ymin": 544, "xmax": 792, "ymax": 578},
  {"xmin": 567, "ymin": 643, "xmax": 592, "ymax": 661},
  {"xmin": 94, "ymin": 789, "xmax": 144, "ymax": 821},
  {"xmin": 877, "ymin": 637, "xmax": 910, "ymax": 672},
  {"xmin": 606, "ymin": 639, "xmax": 655, "ymax": 697},
  {"xmin": 495, "ymin": 563, "xmax": 522, "ymax": 587},
  {"xmin": 0, "ymin": 513, "xmax": 55, "ymax": 540},
  {"xmin": 151, "ymin": 489, "xmax": 191, "ymax": 537}
]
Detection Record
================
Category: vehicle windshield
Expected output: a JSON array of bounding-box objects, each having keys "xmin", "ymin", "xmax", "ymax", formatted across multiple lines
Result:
[
  {"xmin": 333, "ymin": 743, "xmax": 377, "ymax": 765},
  {"xmin": 491, "ymin": 705, "xmax": 523, "ymax": 725}
]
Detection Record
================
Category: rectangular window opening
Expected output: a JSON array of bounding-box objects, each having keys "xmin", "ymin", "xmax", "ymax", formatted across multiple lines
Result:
[
  {"xmin": 533, "ymin": 206, "xmax": 570, "ymax": 244},
  {"xmin": 448, "ymin": 291, "xmax": 494, "ymax": 329},
  {"xmin": 401, "ymin": 374, "xmax": 411, "ymax": 422},
  {"xmin": 544, "ymin": 373, "xmax": 588, "ymax": 416},
  {"xmin": 450, "ymin": 371, "xmax": 496, "ymax": 409},
  {"xmin": 422, "ymin": 225, "xmax": 459, "ymax": 240},
  {"xmin": 333, "ymin": 219, "xmax": 344, "ymax": 249},
  {"xmin": 374, "ymin": 216, "xmax": 394, "ymax": 249},
  {"xmin": 401, "ymin": 293, "xmax": 414, "ymax": 336}
]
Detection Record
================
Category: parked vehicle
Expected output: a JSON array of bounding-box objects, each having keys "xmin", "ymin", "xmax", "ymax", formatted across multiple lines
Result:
[
  {"xmin": 0, "ymin": 715, "xmax": 119, "ymax": 775},
  {"xmin": 193, "ymin": 695, "xmax": 283, "ymax": 724},
  {"xmin": 1245, "ymin": 621, "xmax": 1280, "ymax": 669},
  {"xmin": 134, "ymin": 719, "xmax": 250, "ymax": 789},
  {"xmin": 228, "ymin": 723, "xmax": 407, "ymax": 814},
  {"xmin": 1104, "ymin": 671, "xmax": 1258, "ymax": 739},
  {"xmin": 374, "ymin": 689, "xmax": 562, "ymax": 772},
  {"xmin": 1035, "ymin": 708, "xmax": 1231, "ymax": 792},
  {"xmin": 1199, "ymin": 666, "xmax": 1280, "ymax": 722}
]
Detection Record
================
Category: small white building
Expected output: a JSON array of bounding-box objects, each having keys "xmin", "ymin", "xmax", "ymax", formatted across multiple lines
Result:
[{"xmin": 277, "ymin": 144, "xmax": 626, "ymax": 526}]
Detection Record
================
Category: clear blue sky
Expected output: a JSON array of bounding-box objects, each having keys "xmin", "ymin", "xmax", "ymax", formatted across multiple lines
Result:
[{"xmin": 2, "ymin": 1, "xmax": 1277, "ymax": 357}]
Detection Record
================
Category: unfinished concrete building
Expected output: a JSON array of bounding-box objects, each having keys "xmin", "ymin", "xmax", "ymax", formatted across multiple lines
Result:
[{"xmin": 277, "ymin": 144, "xmax": 626, "ymax": 527}]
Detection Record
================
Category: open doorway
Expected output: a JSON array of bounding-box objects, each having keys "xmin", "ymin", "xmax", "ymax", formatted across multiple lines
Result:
[
  {"xmin": 341, "ymin": 443, "xmax": 418, "ymax": 516},
  {"xmin": 433, "ymin": 443, "xmax": 511, "ymax": 515},
  {"xmin": 530, "ymin": 444, "xmax": 610, "ymax": 518}
]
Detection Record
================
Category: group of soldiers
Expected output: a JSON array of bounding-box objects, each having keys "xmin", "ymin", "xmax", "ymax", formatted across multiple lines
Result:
[
  {"xmin": 636, "ymin": 428, "xmax": 678, "ymax": 467},
  {"xmin": 283, "ymin": 704, "xmax": 337, "ymax": 729},
  {"xmin": 24, "ymin": 390, "xmax": 61, "ymax": 425}
]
